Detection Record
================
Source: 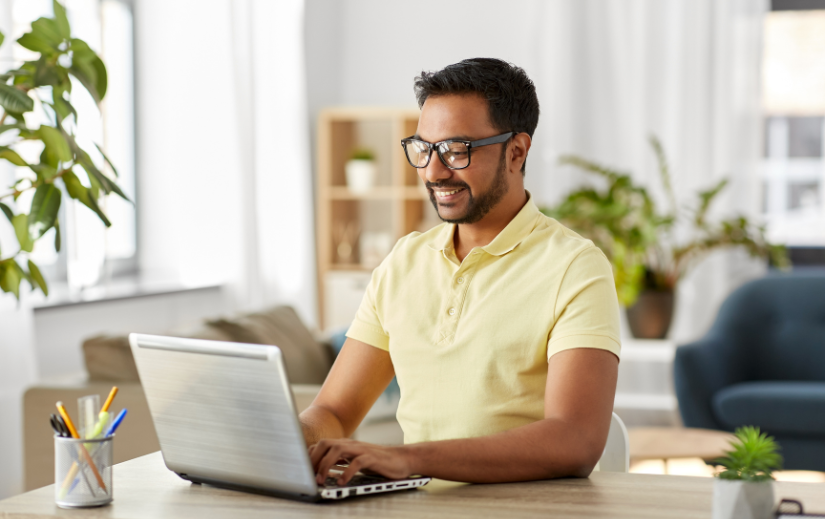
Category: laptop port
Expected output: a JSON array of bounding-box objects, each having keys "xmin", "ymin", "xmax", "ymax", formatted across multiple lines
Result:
[
  {"xmin": 396, "ymin": 483, "xmax": 409, "ymax": 488},
  {"xmin": 336, "ymin": 490, "xmax": 343, "ymax": 498}
]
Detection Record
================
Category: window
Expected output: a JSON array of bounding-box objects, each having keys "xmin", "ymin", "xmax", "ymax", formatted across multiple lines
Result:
[
  {"xmin": 1, "ymin": 0, "xmax": 136, "ymax": 291},
  {"xmin": 761, "ymin": 9, "xmax": 825, "ymax": 246}
]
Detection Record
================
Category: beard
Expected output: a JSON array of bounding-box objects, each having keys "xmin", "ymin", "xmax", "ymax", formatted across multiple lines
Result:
[{"xmin": 428, "ymin": 148, "xmax": 509, "ymax": 225}]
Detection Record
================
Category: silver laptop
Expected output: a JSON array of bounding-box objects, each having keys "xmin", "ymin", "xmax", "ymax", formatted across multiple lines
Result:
[{"xmin": 129, "ymin": 333, "xmax": 430, "ymax": 502}]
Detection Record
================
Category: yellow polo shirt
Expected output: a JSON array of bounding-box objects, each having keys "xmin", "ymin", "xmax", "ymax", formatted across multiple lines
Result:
[{"xmin": 346, "ymin": 195, "xmax": 621, "ymax": 444}]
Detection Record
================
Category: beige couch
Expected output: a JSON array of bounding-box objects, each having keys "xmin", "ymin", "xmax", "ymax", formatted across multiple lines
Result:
[{"xmin": 23, "ymin": 306, "xmax": 402, "ymax": 491}]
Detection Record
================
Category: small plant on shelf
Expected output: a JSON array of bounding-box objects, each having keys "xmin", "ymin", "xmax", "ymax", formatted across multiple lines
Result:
[{"xmin": 349, "ymin": 148, "xmax": 375, "ymax": 161}]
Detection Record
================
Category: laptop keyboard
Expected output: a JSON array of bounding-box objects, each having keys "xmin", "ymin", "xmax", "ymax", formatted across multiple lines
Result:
[{"xmin": 324, "ymin": 474, "xmax": 388, "ymax": 488}]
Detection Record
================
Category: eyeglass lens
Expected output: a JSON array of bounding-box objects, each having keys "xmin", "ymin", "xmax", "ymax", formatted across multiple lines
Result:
[{"xmin": 405, "ymin": 140, "xmax": 470, "ymax": 169}]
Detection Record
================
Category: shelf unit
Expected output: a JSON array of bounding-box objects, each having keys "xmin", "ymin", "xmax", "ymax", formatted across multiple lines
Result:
[{"xmin": 316, "ymin": 107, "xmax": 439, "ymax": 329}]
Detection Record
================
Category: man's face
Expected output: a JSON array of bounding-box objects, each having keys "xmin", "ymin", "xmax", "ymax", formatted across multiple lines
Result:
[{"xmin": 416, "ymin": 94, "xmax": 510, "ymax": 224}]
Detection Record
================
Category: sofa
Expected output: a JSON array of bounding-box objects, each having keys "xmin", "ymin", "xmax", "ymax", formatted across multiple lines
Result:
[
  {"xmin": 23, "ymin": 306, "xmax": 402, "ymax": 491},
  {"xmin": 674, "ymin": 274, "xmax": 825, "ymax": 471}
]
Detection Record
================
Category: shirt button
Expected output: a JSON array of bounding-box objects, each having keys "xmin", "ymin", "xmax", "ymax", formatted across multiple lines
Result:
[
  {"xmin": 456, "ymin": 277, "xmax": 465, "ymax": 284},
  {"xmin": 448, "ymin": 308, "xmax": 456, "ymax": 316}
]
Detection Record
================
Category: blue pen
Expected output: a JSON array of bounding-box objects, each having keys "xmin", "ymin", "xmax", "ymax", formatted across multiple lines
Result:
[
  {"xmin": 104, "ymin": 409, "xmax": 127, "ymax": 437},
  {"xmin": 68, "ymin": 409, "xmax": 128, "ymax": 495}
]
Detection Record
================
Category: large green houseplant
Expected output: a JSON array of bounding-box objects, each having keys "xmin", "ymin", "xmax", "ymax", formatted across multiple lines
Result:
[
  {"xmin": 0, "ymin": 1, "xmax": 126, "ymax": 299},
  {"xmin": 542, "ymin": 136, "xmax": 787, "ymax": 338}
]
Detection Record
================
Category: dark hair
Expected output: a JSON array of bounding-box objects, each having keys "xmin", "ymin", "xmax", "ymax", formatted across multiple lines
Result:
[{"xmin": 413, "ymin": 58, "xmax": 540, "ymax": 173}]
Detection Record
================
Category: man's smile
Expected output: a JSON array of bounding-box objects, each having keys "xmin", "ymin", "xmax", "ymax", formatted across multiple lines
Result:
[{"xmin": 433, "ymin": 187, "xmax": 467, "ymax": 200}]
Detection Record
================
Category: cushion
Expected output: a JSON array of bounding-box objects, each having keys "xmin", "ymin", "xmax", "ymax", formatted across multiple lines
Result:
[
  {"xmin": 207, "ymin": 306, "xmax": 334, "ymax": 385},
  {"xmin": 713, "ymin": 381, "xmax": 825, "ymax": 436}
]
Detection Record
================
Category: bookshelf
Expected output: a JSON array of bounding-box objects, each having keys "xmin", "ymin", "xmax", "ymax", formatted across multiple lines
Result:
[{"xmin": 316, "ymin": 107, "xmax": 439, "ymax": 329}]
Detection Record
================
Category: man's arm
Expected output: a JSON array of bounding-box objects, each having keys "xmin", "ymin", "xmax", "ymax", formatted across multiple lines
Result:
[
  {"xmin": 308, "ymin": 347, "xmax": 618, "ymax": 484},
  {"xmin": 299, "ymin": 337, "xmax": 395, "ymax": 445}
]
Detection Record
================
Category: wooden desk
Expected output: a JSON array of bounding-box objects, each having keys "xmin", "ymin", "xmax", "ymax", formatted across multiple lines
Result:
[{"xmin": 2, "ymin": 452, "xmax": 825, "ymax": 518}]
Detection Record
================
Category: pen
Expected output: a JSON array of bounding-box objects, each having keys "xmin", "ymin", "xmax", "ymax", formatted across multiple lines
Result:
[
  {"xmin": 103, "ymin": 409, "xmax": 127, "ymax": 437},
  {"xmin": 56, "ymin": 402, "xmax": 108, "ymax": 493}
]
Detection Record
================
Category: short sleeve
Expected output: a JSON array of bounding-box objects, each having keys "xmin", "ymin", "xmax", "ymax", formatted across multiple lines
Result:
[
  {"xmin": 346, "ymin": 261, "xmax": 390, "ymax": 352},
  {"xmin": 547, "ymin": 246, "xmax": 621, "ymax": 361}
]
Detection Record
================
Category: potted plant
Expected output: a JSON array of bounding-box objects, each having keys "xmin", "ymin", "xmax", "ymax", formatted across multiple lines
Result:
[
  {"xmin": 712, "ymin": 426, "xmax": 782, "ymax": 519},
  {"xmin": 0, "ymin": 0, "xmax": 126, "ymax": 299},
  {"xmin": 345, "ymin": 148, "xmax": 376, "ymax": 194},
  {"xmin": 541, "ymin": 136, "xmax": 788, "ymax": 339}
]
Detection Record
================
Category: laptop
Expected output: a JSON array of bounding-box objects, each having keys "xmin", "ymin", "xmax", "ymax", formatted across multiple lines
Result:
[{"xmin": 128, "ymin": 333, "xmax": 430, "ymax": 502}]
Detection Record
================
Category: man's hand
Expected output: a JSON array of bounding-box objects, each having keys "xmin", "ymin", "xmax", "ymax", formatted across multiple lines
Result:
[{"xmin": 309, "ymin": 438, "xmax": 413, "ymax": 485}]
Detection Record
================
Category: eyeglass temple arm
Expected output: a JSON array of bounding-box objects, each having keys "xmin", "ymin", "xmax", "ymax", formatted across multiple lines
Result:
[{"xmin": 469, "ymin": 132, "xmax": 515, "ymax": 148}]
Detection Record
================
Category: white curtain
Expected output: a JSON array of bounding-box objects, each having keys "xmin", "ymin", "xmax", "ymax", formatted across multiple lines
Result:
[{"xmin": 530, "ymin": 0, "xmax": 768, "ymax": 342}]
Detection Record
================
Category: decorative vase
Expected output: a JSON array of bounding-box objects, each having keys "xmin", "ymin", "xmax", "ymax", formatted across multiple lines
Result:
[
  {"xmin": 712, "ymin": 479, "xmax": 775, "ymax": 519},
  {"xmin": 345, "ymin": 159, "xmax": 376, "ymax": 194},
  {"xmin": 625, "ymin": 289, "xmax": 674, "ymax": 339}
]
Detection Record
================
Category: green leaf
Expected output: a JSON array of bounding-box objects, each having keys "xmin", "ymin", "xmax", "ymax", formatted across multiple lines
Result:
[
  {"xmin": 38, "ymin": 125, "xmax": 72, "ymax": 163},
  {"xmin": 33, "ymin": 58, "xmax": 61, "ymax": 87},
  {"xmin": 0, "ymin": 30, "xmax": 5, "ymax": 48},
  {"xmin": 30, "ymin": 18, "xmax": 64, "ymax": 47},
  {"xmin": 94, "ymin": 143, "xmax": 119, "ymax": 177},
  {"xmin": 53, "ymin": 1, "xmax": 71, "ymax": 40},
  {"xmin": 74, "ymin": 147, "xmax": 129, "ymax": 201},
  {"xmin": 0, "ymin": 123, "xmax": 25, "ymax": 136},
  {"xmin": 0, "ymin": 84, "xmax": 34, "ymax": 113},
  {"xmin": 54, "ymin": 220, "xmax": 61, "ymax": 252},
  {"xmin": 0, "ymin": 202, "xmax": 13, "ymax": 222},
  {"xmin": 61, "ymin": 170, "xmax": 112, "ymax": 227},
  {"xmin": 27, "ymin": 259, "xmax": 48, "ymax": 296},
  {"xmin": 12, "ymin": 214, "xmax": 33, "ymax": 252},
  {"xmin": 28, "ymin": 184, "xmax": 61, "ymax": 240},
  {"xmin": 51, "ymin": 96, "xmax": 77, "ymax": 123},
  {"xmin": 0, "ymin": 146, "xmax": 28, "ymax": 167},
  {"xmin": 30, "ymin": 163, "xmax": 59, "ymax": 181},
  {"xmin": 0, "ymin": 260, "xmax": 22, "ymax": 299},
  {"xmin": 17, "ymin": 32, "xmax": 56, "ymax": 55}
]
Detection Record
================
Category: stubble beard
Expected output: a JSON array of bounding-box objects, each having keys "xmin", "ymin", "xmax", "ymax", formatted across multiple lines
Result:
[{"xmin": 428, "ymin": 149, "xmax": 509, "ymax": 225}]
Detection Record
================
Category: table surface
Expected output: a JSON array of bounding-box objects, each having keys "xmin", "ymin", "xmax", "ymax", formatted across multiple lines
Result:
[{"xmin": 2, "ymin": 452, "xmax": 825, "ymax": 519}]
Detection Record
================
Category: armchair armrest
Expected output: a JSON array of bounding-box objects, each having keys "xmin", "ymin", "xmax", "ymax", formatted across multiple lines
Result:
[{"xmin": 674, "ymin": 335, "xmax": 746, "ymax": 431}]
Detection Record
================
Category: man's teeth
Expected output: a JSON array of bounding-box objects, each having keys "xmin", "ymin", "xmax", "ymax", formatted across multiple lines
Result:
[{"xmin": 435, "ymin": 188, "xmax": 464, "ymax": 198}]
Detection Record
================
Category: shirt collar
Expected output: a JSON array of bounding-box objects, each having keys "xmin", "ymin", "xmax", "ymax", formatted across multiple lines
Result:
[{"xmin": 427, "ymin": 192, "xmax": 541, "ymax": 257}]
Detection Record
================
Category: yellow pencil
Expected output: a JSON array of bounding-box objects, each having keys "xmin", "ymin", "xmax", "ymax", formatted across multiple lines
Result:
[
  {"xmin": 56, "ymin": 402, "xmax": 108, "ymax": 493},
  {"xmin": 101, "ymin": 387, "xmax": 118, "ymax": 413}
]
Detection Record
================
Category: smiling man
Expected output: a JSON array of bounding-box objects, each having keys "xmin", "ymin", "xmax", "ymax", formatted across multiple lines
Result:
[{"xmin": 300, "ymin": 58, "xmax": 621, "ymax": 485}]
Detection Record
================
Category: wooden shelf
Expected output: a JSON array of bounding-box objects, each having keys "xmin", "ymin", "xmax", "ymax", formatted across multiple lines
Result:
[{"xmin": 316, "ymin": 107, "xmax": 437, "ymax": 329}]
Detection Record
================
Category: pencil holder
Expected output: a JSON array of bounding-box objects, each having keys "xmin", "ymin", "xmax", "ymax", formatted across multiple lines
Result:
[{"xmin": 54, "ymin": 434, "xmax": 114, "ymax": 508}]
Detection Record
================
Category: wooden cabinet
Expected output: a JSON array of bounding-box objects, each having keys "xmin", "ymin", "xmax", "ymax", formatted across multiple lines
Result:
[{"xmin": 316, "ymin": 107, "xmax": 439, "ymax": 329}]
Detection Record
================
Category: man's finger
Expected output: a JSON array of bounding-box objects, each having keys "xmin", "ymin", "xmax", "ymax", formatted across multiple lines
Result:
[
  {"xmin": 338, "ymin": 456, "xmax": 369, "ymax": 485},
  {"xmin": 309, "ymin": 439, "xmax": 332, "ymax": 469},
  {"xmin": 317, "ymin": 444, "xmax": 351, "ymax": 484}
]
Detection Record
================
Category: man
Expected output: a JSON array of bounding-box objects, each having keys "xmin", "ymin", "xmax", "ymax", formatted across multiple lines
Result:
[{"xmin": 300, "ymin": 58, "xmax": 621, "ymax": 485}]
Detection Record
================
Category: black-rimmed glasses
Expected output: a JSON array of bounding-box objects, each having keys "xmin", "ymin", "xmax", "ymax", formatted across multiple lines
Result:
[{"xmin": 400, "ymin": 132, "xmax": 514, "ymax": 170}]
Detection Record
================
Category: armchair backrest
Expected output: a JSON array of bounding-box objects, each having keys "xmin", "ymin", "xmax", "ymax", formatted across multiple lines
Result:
[{"xmin": 710, "ymin": 274, "xmax": 825, "ymax": 382}]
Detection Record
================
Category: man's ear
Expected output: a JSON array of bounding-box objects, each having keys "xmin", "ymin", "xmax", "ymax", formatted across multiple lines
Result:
[{"xmin": 509, "ymin": 133, "xmax": 532, "ymax": 174}]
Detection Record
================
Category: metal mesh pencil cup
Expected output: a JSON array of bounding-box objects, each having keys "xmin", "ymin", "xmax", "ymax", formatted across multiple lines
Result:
[{"xmin": 54, "ymin": 434, "xmax": 114, "ymax": 508}]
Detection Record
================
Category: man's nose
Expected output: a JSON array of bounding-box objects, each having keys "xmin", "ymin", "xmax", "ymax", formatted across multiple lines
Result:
[{"xmin": 422, "ymin": 153, "xmax": 452, "ymax": 184}]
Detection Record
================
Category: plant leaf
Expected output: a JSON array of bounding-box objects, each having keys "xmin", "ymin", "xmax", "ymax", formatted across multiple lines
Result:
[
  {"xmin": 0, "ymin": 146, "xmax": 28, "ymax": 167},
  {"xmin": 54, "ymin": 219, "xmax": 61, "ymax": 252},
  {"xmin": 28, "ymin": 184, "xmax": 61, "ymax": 240},
  {"xmin": 0, "ymin": 260, "xmax": 22, "ymax": 299},
  {"xmin": 38, "ymin": 125, "xmax": 72, "ymax": 163},
  {"xmin": 61, "ymin": 170, "xmax": 112, "ymax": 227},
  {"xmin": 30, "ymin": 18, "xmax": 64, "ymax": 47},
  {"xmin": 52, "ymin": 1, "xmax": 71, "ymax": 40},
  {"xmin": 12, "ymin": 214, "xmax": 33, "ymax": 252},
  {"xmin": 0, "ymin": 29, "xmax": 5, "ymax": 48},
  {"xmin": 17, "ymin": 32, "xmax": 56, "ymax": 55},
  {"xmin": 0, "ymin": 84, "xmax": 34, "ymax": 113},
  {"xmin": 94, "ymin": 143, "xmax": 119, "ymax": 177},
  {"xmin": 0, "ymin": 202, "xmax": 13, "ymax": 222},
  {"xmin": 68, "ymin": 38, "xmax": 106, "ymax": 103},
  {"xmin": 27, "ymin": 259, "xmax": 48, "ymax": 295}
]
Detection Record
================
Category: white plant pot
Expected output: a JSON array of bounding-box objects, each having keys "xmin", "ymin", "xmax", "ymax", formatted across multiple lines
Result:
[
  {"xmin": 345, "ymin": 159, "xmax": 376, "ymax": 194},
  {"xmin": 712, "ymin": 479, "xmax": 775, "ymax": 519}
]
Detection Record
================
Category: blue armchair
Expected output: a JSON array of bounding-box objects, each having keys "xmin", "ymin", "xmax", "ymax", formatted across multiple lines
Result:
[{"xmin": 674, "ymin": 274, "xmax": 825, "ymax": 471}]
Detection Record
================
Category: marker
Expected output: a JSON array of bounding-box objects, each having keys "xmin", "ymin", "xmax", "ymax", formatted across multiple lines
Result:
[
  {"xmin": 55, "ymin": 402, "xmax": 108, "ymax": 493},
  {"xmin": 89, "ymin": 386, "xmax": 119, "ymax": 439}
]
